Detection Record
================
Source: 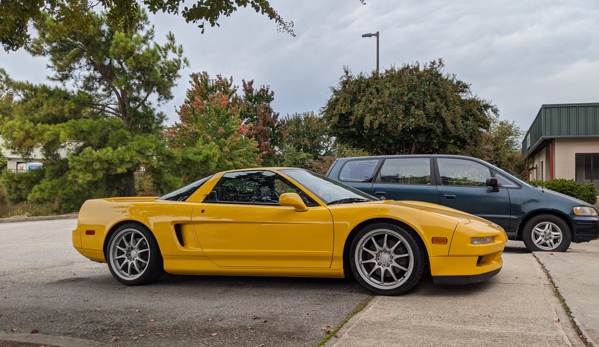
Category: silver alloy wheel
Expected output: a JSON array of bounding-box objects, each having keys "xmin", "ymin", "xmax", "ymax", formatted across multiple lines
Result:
[
  {"xmin": 109, "ymin": 228, "xmax": 151, "ymax": 281},
  {"xmin": 354, "ymin": 228, "xmax": 414, "ymax": 290},
  {"xmin": 531, "ymin": 221, "xmax": 563, "ymax": 251}
]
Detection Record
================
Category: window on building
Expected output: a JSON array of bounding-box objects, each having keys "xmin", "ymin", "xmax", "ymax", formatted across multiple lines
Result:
[{"xmin": 575, "ymin": 154, "xmax": 599, "ymax": 191}]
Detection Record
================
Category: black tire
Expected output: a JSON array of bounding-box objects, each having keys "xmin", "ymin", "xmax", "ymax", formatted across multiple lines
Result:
[
  {"xmin": 349, "ymin": 222, "xmax": 425, "ymax": 295},
  {"xmin": 106, "ymin": 222, "xmax": 165, "ymax": 285},
  {"xmin": 522, "ymin": 214, "xmax": 571, "ymax": 252}
]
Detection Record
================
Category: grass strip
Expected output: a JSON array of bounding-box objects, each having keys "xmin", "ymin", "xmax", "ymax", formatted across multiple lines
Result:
[
  {"xmin": 316, "ymin": 295, "xmax": 373, "ymax": 347},
  {"xmin": 533, "ymin": 253, "xmax": 591, "ymax": 347}
]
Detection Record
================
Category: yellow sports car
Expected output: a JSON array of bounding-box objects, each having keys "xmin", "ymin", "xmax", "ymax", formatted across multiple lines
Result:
[{"xmin": 73, "ymin": 168, "xmax": 506, "ymax": 295}]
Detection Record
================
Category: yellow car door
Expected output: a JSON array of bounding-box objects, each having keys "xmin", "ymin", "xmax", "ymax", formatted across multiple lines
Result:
[{"xmin": 191, "ymin": 170, "xmax": 334, "ymax": 268}]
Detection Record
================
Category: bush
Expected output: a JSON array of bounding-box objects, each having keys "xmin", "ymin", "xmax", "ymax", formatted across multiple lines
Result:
[{"xmin": 528, "ymin": 179, "xmax": 597, "ymax": 205}]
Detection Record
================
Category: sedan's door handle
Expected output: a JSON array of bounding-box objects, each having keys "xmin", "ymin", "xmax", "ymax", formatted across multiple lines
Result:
[
  {"xmin": 374, "ymin": 191, "xmax": 387, "ymax": 200},
  {"xmin": 443, "ymin": 194, "xmax": 456, "ymax": 199}
]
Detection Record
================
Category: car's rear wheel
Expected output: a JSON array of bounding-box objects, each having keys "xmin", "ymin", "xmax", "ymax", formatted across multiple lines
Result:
[
  {"xmin": 107, "ymin": 223, "xmax": 164, "ymax": 285},
  {"xmin": 349, "ymin": 222, "xmax": 425, "ymax": 295},
  {"xmin": 522, "ymin": 214, "xmax": 571, "ymax": 252}
]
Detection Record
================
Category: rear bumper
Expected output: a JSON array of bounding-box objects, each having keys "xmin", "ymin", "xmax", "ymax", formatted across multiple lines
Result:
[{"xmin": 572, "ymin": 216, "xmax": 599, "ymax": 243}]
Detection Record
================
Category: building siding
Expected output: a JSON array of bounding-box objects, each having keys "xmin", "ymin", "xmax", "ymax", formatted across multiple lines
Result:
[{"xmin": 522, "ymin": 103, "xmax": 599, "ymax": 157}]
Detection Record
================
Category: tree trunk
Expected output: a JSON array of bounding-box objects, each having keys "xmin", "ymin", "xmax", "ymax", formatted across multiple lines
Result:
[{"xmin": 123, "ymin": 170, "xmax": 136, "ymax": 196}]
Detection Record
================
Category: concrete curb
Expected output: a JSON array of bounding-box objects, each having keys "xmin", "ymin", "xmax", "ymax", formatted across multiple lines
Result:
[
  {"xmin": 0, "ymin": 332, "xmax": 109, "ymax": 347},
  {"xmin": 324, "ymin": 296, "xmax": 379, "ymax": 346},
  {"xmin": 0, "ymin": 214, "xmax": 78, "ymax": 224}
]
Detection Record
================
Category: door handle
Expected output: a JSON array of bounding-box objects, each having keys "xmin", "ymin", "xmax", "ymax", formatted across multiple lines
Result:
[
  {"xmin": 374, "ymin": 191, "xmax": 387, "ymax": 200},
  {"xmin": 443, "ymin": 194, "xmax": 456, "ymax": 199}
]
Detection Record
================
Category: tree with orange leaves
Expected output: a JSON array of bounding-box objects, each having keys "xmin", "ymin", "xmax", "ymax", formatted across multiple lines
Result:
[{"xmin": 167, "ymin": 72, "xmax": 261, "ymax": 183}]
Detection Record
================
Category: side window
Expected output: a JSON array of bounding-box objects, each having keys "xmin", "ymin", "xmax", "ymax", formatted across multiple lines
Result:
[
  {"xmin": 437, "ymin": 159, "xmax": 490, "ymax": 186},
  {"xmin": 205, "ymin": 171, "xmax": 317, "ymax": 206},
  {"xmin": 377, "ymin": 158, "xmax": 431, "ymax": 184},
  {"xmin": 339, "ymin": 160, "xmax": 379, "ymax": 182},
  {"xmin": 495, "ymin": 173, "xmax": 519, "ymax": 188}
]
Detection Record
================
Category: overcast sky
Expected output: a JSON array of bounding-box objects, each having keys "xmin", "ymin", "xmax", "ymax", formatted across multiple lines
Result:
[{"xmin": 1, "ymin": 0, "xmax": 598, "ymax": 134}]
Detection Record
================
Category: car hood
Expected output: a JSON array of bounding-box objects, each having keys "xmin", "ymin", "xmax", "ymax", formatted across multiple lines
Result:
[
  {"xmin": 533, "ymin": 186, "xmax": 593, "ymax": 206},
  {"xmin": 384, "ymin": 200, "xmax": 502, "ymax": 228}
]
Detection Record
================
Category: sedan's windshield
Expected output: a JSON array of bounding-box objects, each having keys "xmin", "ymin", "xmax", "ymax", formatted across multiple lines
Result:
[
  {"xmin": 157, "ymin": 175, "xmax": 213, "ymax": 201},
  {"xmin": 280, "ymin": 169, "xmax": 377, "ymax": 204}
]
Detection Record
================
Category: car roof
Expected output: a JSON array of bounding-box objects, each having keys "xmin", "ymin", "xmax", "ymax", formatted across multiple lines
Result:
[{"xmin": 336, "ymin": 154, "xmax": 486, "ymax": 161}]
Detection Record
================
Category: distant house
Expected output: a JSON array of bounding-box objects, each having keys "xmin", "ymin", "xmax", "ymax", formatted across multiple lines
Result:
[
  {"xmin": 0, "ymin": 136, "xmax": 44, "ymax": 173},
  {"xmin": 521, "ymin": 103, "xmax": 599, "ymax": 191}
]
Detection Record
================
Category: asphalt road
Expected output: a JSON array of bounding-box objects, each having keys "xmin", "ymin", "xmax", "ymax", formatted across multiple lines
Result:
[{"xmin": 0, "ymin": 219, "xmax": 370, "ymax": 346}]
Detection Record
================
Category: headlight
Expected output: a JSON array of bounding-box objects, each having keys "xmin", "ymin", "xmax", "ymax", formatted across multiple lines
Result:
[
  {"xmin": 471, "ymin": 236, "xmax": 494, "ymax": 245},
  {"xmin": 573, "ymin": 206, "xmax": 598, "ymax": 216}
]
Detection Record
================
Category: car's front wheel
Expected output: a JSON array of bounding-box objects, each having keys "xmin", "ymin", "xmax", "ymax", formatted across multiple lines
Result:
[
  {"xmin": 107, "ymin": 223, "xmax": 164, "ymax": 285},
  {"xmin": 349, "ymin": 223, "xmax": 425, "ymax": 295},
  {"xmin": 522, "ymin": 214, "xmax": 571, "ymax": 252}
]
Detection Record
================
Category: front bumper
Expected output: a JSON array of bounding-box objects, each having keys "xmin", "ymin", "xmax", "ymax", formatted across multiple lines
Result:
[
  {"xmin": 572, "ymin": 216, "xmax": 599, "ymax": 243},
  {"xmin": 433, "ymin": 268, "xmax": 502, "ymax": 285},
  {"xmin": 429, "ymin": 250, "xmax": 503, "ymax": 280}
]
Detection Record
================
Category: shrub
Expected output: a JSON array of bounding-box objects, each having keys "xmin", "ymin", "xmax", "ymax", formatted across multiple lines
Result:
[{"xmin": 528, "ymin": 179, "xmax": 597, "ymax": 205}]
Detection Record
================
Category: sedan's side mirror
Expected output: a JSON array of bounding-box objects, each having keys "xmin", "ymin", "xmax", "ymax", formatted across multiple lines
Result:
[
  {"xmin": 486, "ymin": 177, "xmax": 499, "ymax": 192},
  {"xmin": 279, "ymin": 193, "xmax": 308, "ymax": 212}
]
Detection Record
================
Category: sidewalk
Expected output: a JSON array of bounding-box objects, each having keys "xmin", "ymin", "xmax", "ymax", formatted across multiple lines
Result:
[
  {"xmin": 326, "ymin": 241, "xmax": 596, "ymax": 347},
  {"xmin": 0, "ymin": 213, "xmax": 77, "ymax": 224}
]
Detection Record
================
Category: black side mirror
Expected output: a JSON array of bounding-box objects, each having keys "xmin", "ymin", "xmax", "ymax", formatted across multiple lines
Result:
[{"xmin": 486, "ymin": 177, "xmax": 499, "ymax": 192}]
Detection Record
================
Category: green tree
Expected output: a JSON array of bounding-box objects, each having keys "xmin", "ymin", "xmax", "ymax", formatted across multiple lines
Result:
[
  {"xmin": 239, "ymin": 80, "xmax": 286, "ymax": 165},
  {"xmin": 0, "ymin": 4, "xmax": 187, "ymax": 212},
  {"xmin": 464, "ymin": 118, "xmax": 531, "ymax": 178},
  {"xmin": 280, "ymin": 111, "xmax": 367, "ymax": 173},
  {"xmin": 285, "ymin": 112, "xmax": 334, "ymax": 159},
  {"xmin": 167, "ymin": 72, "xmax": 261, "ymax": 183},
  {"xmin": 0, "ymin": 0, "xmax": 295, "ymax": 52},
  {"xmin": 322, "ymin": 59, "xmax": 497, "ymax": 155}
]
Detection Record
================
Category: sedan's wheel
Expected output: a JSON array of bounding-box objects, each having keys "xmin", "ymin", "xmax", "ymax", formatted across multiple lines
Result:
[
  {"xmin": 107, "ymin": 223, "xmax": 164, "ymax": 285},
  {"xmin": 349, "ymin": 223, "xmax": 425, "ymax": 295},
  {"xmin": 522, "ymin": 214, "xmax": 571, "ymax": 252}
]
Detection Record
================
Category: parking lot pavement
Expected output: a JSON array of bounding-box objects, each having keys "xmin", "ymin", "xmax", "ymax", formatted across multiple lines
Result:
[
  {"xmin": 2, "ymin": 216, "xmax": 597, "ymax": 347},
  {"xmin": 326, "ymin": 241, "xmax": 586, "ymax": 347},
  {"xmin": 536, "ymin": 240, "xmax": 599, "ymax": 347}
]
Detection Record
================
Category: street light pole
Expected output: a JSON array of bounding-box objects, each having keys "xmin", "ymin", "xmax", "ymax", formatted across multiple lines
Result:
[{"xmin": 361, "ymin": 31, "xmax": 379, "ymax": 73}]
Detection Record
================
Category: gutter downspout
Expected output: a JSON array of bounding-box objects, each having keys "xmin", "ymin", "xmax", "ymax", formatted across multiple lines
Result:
[{"xmin": 549, "ymin": 139, "xmax": 554, "ymax": 180}]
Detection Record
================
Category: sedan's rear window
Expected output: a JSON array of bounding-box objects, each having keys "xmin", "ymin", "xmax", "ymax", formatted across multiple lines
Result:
[{"xmin": 339, "ymin": 160, "xmax": 379, "ymax": 182}]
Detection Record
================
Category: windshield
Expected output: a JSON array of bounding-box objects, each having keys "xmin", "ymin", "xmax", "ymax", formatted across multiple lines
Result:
[
  {"xmin": 280, "ymin": 169, "xmax": 377, "ymax": 204},
  {"xmin": 157, "ymin": 175, "xmax": 213, "ymax": 201}
]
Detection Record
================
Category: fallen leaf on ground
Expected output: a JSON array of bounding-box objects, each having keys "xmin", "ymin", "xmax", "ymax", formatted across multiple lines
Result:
[
  {"xmin": 556, "ymin": 319, "xmax": 561, "ymax": 323},
  {"xmin": 263, "ymin": 320, "xmax": 267, "ymax": 323},
  {"xmin": 210, "ymin": 333, "xmax": 217, "ymax": 336},
  {"xmin": 112, "ymin": 337, "xmax": 120, "ymax": 341},
  {"xmin": 10, "ymin": 328, "xmax": 17, "ymax": 332},
  {"xmin": 156, "ymin": 332, "xmax": 164, "ymax": 336}
]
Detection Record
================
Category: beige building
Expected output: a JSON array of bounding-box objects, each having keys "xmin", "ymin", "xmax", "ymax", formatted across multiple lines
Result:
[
  {"xmin": 522, "ymin": 103, "xmax": 599, "ymax": 191},
  {"xmin": 0, "ymin": 136, "xmax": 44, "ymax": 173}
]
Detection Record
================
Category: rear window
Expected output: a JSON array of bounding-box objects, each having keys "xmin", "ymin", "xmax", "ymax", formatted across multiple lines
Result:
[
  {"xmin": 377, "ymin": 158, "xmax": 431, "ymax": 184},
  {"xmin": 339, "ymin": 160, "xmax": 379, "ymax": 182}
]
